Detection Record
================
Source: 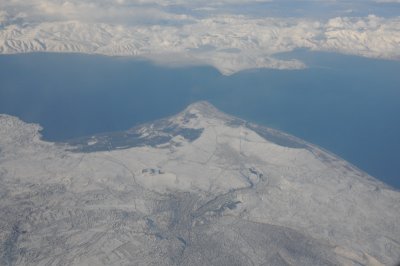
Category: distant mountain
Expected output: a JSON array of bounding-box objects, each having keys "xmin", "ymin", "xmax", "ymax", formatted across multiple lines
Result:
[
  {"xmin": 1, "ymin": 15, "xmax": 399, "ymax": 74},
  {"xmin": 0, "ymin": 101, "xmax": 399, "ymax": 265}
]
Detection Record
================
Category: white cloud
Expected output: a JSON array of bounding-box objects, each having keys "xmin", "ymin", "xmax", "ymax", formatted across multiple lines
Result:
[{"xmin": 0, "ymin": 0, "xmax": 194, "ymax": 25}]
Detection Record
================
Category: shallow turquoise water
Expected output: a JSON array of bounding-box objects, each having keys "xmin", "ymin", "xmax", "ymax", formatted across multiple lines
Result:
[{"xmin": 0, "ymin": 52, "xmax": 399, "ymax": 188}]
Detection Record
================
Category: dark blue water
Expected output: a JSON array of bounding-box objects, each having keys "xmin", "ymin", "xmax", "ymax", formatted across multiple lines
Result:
[{"xmin": 0, "ymin": 52, "xmax": 399, "ymax": 188}]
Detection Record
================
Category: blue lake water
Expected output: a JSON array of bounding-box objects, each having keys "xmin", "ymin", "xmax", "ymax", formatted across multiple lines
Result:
[{"xmin": 0, "ymin": 52, "xmax": 399, "ymax": 188}]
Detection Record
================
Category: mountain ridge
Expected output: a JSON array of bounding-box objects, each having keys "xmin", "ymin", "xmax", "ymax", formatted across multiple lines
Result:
[
  {"xmin": 63, "ymin": 101, "xmax": 389, "ymax": 190},
  {"xmin": 1, "ymin": 14, "xmax": 399, "ymax": 75}
]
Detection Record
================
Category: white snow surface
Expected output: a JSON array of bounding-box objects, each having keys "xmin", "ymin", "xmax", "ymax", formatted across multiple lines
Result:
[
  {"xmin": 0, "ymin": 1, "xmax": 399, "ymax": 74},
  {"xmin": 0, "ymin": 102, "xmax": 399, "ymax": 265}
]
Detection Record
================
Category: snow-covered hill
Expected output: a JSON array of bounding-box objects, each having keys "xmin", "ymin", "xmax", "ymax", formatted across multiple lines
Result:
[{"xmin": 0, "ymin": 102, "xmax": 399, "ymax": 265}]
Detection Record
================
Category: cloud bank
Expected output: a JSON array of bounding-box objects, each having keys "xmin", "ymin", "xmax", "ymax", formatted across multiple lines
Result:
[{"xmin": 0, "ymin": 0, "xmax": 399, "ymax": 74}]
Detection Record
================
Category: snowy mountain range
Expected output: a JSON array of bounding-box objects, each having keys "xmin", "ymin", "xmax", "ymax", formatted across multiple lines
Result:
[
  {"xmin": 1, "ymin": 0, "xmax": 399, "ymax": 74},
  {"xmin": 0, "ymin": 102, "xmax": 399, "ymax": 265}
]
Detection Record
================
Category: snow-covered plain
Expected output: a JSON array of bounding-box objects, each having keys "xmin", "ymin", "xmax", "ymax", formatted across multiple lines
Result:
[{"xmin": 0, "ymin": 102, "xmax": 399, "ymax": 265}]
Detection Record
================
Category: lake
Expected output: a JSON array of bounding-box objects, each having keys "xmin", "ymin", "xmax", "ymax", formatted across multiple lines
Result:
[{"xmin": 0, "ymin": 52, "xmax": 399, "ymax": 188}]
